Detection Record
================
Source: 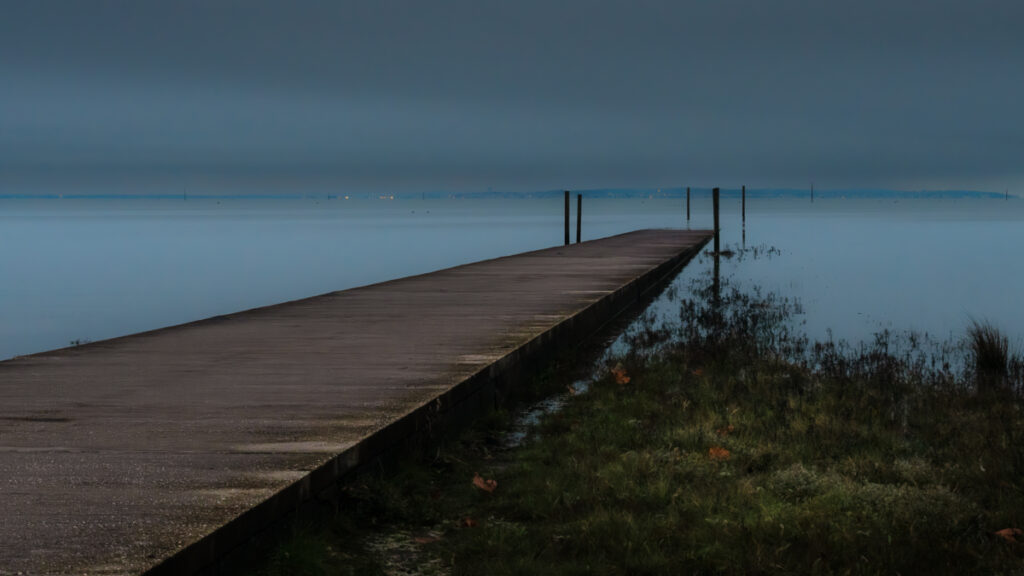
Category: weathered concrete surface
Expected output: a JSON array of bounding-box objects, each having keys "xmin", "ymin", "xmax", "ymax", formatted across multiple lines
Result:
[{"xmin": 0, "ymin": 229, "xmax": 711, "ymax": 575}]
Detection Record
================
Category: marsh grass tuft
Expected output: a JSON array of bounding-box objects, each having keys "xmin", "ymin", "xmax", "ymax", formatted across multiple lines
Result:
[{"xmin": 968, "ymin": 319, "xmax": 1010, "ymax": 389}]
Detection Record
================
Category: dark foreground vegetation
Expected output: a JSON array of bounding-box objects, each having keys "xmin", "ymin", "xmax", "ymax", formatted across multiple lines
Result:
[{"xmin": 261, "ymin": 252, "xmax": 1024, "ymax": 575}]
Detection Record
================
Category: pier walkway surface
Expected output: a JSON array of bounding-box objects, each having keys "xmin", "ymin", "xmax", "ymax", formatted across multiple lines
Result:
[{"xmin": 0, "ymin": 229, "xmax": 711, "ymax": 575}]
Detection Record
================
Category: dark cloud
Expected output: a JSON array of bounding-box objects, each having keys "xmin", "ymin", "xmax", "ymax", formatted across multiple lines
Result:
[{"xmin": 2, "ymin": 0, "xmax": 1022, "ymax": 193}]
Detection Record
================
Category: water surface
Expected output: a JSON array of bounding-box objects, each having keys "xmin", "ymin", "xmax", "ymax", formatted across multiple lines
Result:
[{"xmin": 2, "ymin": 196, "xmax": 1021, "ymax": 360}]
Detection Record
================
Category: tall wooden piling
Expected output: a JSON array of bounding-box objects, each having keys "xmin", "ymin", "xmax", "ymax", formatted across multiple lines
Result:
[
  {"xmin": 742, "ymin": 185, "xmax": 746, "ymax": 224},
  {"xmin": 576, "ymin": 193, "xmax": 582, "ymax": 243},
  {"xmin": 686, "ymin": 187, "xmax": 691, "ymax": 221},
  {"xmin": 713, "ymin": 187, "xmax": 720, "ymax": 254},
  {"xmin": 564, "ymin": 190, "xmax": 570, "ymax": 245}
]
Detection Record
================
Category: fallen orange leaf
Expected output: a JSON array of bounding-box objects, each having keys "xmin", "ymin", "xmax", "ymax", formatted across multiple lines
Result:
[
  {"xmin": 708, "ymin": 446, "xmax": 731, "ymax": 461},
  {"xmin": 462, "ymin": 517, "xmax": 478, "ymax": 528},
  {"xmin": 995, "ymin": 528, "xmax": 1022, "ymax": 542},
  {"xmin": 611, "ymin": 362, "xmax": 631, "ymax": 385},
  {"xmin": 567, "ymin": 384, "xmax": 577, "ymax": 395},
  {"xmin": 692, "ymin": 368, "xmax": 704, "ymax": 376},
  {"xmin": 716, "ymin": 425, "xmax": 735, "ymax": 437},
  {"xmin": 472, "ymin": 473, "xmax": 497, "ymax": 493}
]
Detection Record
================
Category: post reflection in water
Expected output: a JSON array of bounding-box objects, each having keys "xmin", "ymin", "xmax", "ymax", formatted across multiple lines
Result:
[{"xmin": 712, "ymin": 247, "xmax": 721, "ymax": 307}]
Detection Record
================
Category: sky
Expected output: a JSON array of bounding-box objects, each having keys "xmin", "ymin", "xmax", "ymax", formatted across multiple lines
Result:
[{"xmin": 1, "ymin": 0, "xmax": 1022, "ymax": 195}]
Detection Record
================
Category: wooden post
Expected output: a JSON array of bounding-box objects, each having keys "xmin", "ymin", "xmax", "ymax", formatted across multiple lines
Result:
[
  {"xmin": 564, "ymin": 190, "xmax": 570, "ymax": 246},
  {"xmin": 742, "ymin": 185, "xmax": 746, "ymax": 224},
  {"xmin": 713, "ymin": 187, "xmax": 720, "ymax": 254},
  {"xmin": 576, "ymin": 193, "xmax": 582, "ymax": 243},
  {"xmin": 686, "ymin": 187, "xmax": 690, "ymax": 221}
]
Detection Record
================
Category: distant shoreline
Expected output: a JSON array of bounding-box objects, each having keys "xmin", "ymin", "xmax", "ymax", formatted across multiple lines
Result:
[{"xmin": 0, "ymin": 188, "xmax": 1013, "ymax": 201}]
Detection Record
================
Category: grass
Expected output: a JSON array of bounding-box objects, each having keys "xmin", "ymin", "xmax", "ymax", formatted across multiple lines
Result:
[
  {"xmin": 969, "ymin": 319, "xmax": 1011, "ymax": 389},
  {"xmin": 259, "ymin": 256, "xmax": 1024, "ymax": 575}
]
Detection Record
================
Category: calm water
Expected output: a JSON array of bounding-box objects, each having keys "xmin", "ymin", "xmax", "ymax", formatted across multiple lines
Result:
[{"xmin": 1, "ymin": 196, "xmax": 1021, "ymax": 360}]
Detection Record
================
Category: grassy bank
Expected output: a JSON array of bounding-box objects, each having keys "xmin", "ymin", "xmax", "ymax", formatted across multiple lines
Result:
[{"xmin": 261, "ymin": 255, "xmax": 1024, "ymax": 575}]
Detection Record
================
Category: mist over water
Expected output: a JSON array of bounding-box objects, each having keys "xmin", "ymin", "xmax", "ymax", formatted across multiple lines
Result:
[{"xmin": 1, "ymin": 196, "xmax": 1021, "ymax": 360}]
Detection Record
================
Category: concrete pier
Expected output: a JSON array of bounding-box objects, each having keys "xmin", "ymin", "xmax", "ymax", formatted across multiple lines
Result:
[{"xmin": 0, "ymin": 229, "xmax": 711, "ymax": 575}]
